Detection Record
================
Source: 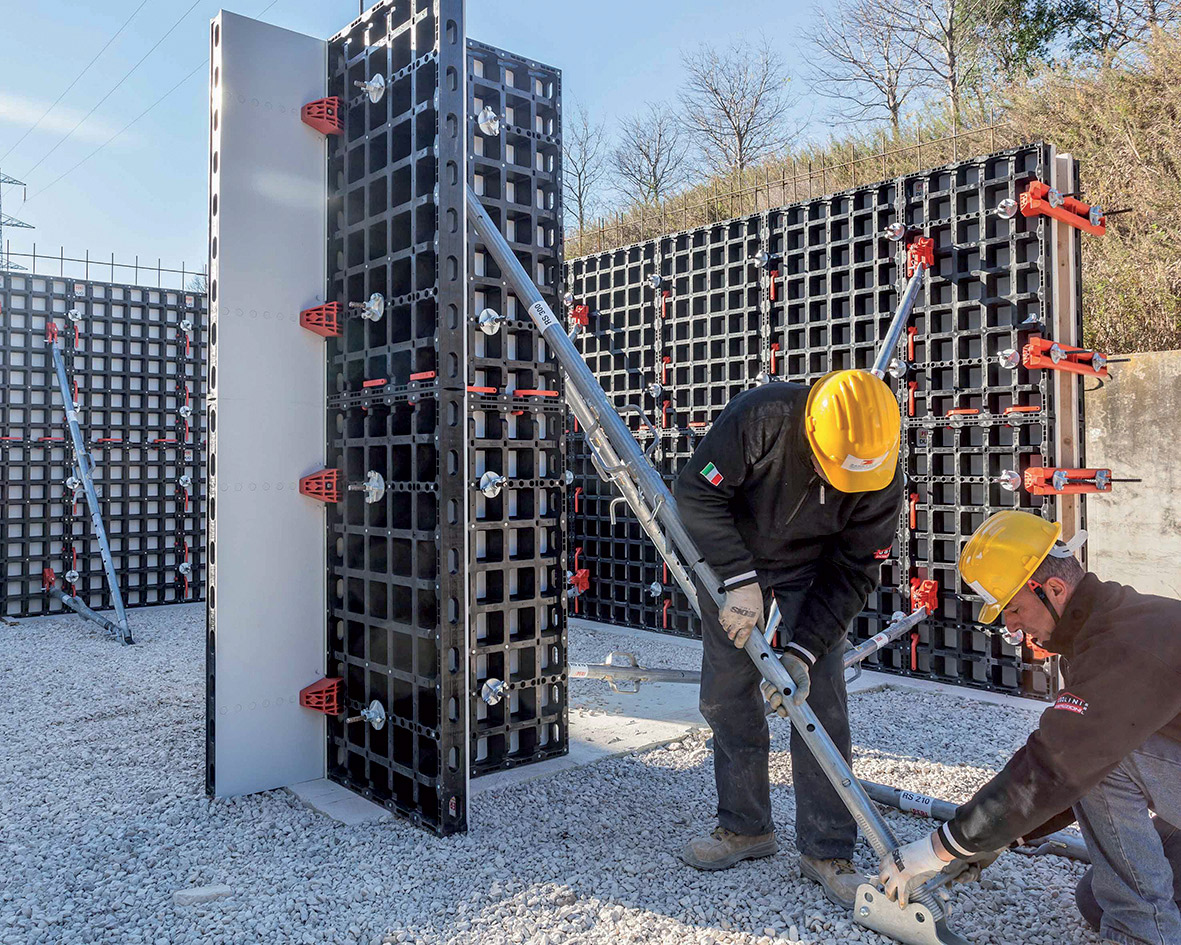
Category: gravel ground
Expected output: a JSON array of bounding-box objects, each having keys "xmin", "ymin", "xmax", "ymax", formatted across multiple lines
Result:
[{"xmin": 0, "ymin": 605, "xmax": 1097, "ymax": 945}]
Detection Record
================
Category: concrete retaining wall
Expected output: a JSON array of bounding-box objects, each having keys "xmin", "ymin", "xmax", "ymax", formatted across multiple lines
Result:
[{"xmin": 1084, "ymin": 349, "xmax": 1181, "ymax": 598}]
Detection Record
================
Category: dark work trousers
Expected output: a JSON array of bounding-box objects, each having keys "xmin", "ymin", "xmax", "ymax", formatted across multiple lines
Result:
[{"xmin": 697, "ymin": 578, "xmax": 856, "ymax": 858}]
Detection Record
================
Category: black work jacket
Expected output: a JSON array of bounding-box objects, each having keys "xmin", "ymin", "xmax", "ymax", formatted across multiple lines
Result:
[
  {"xmin": 943, "ymin": 575, "xmax": 1181, "ymax": 857},
  {"xmin": 672, "ymin": 382, "xmax": 902, "ymax": 661}
]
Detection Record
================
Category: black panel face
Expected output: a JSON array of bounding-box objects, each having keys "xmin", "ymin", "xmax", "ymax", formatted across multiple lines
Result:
[
  {"xmin": 0, "ymin": 273, "xmax": 207, "ymax": 617},
  {"xmin": 565, "ymin": 143, "xmax": 1077, "ymax": 701},
  {"xmin": 322, "ymin": 3, "xmax": 566, "ymax": 833}
]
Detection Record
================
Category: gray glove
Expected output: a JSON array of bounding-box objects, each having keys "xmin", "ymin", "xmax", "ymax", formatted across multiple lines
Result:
[
  {"xmin": 759, "ymin": 651, "xmax": 811, "ymax": 710},
  {"xmin": 719, "ymin": 583, "xmax": 763, "ymax": 648}
]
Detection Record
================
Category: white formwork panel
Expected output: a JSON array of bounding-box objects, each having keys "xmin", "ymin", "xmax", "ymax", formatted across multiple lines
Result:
[{"xmin": 206, "ymin": 10, "xmax": 327, "ymax": 797}]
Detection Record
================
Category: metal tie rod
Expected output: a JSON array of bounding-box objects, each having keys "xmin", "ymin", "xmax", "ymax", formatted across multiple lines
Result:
[
  {"xmin": 466, "ymin": 187, "xmax": 967, "ymax": 945},
  {"xmin": 49, "ymin": 340, "xmax": 133, "ymax": 644},
  {"xmin": 861, "ymin": 780, "xmax": 1089, "ymax": 862}
]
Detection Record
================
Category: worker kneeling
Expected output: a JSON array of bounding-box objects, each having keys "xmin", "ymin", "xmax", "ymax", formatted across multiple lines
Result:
[
  {"xmin": 880, "ymin": 510, "xmax": 1181, "ymax": 945},
  {"xmin": 673, "ymin": 369, "xmax": 902, "ymax": 907}
]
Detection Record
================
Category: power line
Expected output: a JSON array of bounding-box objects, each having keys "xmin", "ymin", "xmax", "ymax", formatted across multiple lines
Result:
[
  {"xmin": 5, "ymin": 0, "xmax": 203, "ymax": 196},
  {"xmin": 23, "ymin": 0, "xmax": 285, "ymax": 205},
  {"xmin": 0, "ymin": 0, "xmax": 154, "ymax": 165}
]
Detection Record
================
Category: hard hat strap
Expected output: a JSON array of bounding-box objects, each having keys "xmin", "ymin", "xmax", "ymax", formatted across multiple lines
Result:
[{"xmin": 1026, "ymin": 579, "xmax": 1062, "ymax": 625}]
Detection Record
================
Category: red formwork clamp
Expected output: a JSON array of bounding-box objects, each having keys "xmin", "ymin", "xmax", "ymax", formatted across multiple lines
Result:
[
  {"xmin": 662, "ymin": 599, "xmax": 672, "ymax": 629},
  {"xmin": 945, "ymin": 408, "xmax": 979, "ymax": 419},
  {"xmin": 910, "ymin": 577, "xmax": 939, "ymax": 615},
  {"xmin": 300, "ymin": 302, "xmax": 341, "ymax": 338},
  {"xmin": 1023, "ymin": 467, "xmax": 1114, "ymax": 496},
  {"xmin": 908, "ymin": 493, "xmax": 919, "ymax": 530},
  {"xmin": 299, "ymin": 468, "xmax": 341, "ymax": 503},
  {"xmin": 570, "ymin": 303, "xmax": 590, "ymax": 327},
  {"xmin": 573, "ymin": 486, "xmax": 582, "ymax": 514},
  {"xmin": 661, "ymin": 356, "xmax": 671, "ymax": 386},
  {"xmin": 906, "ymin": 237, "xmax": 934, "ymax": 278},
  {"xmin": 907, "ymin": 381, "xmax": 917, "ymax": 418},
  {"xmin": 1019, "ymin": 334, "xmax": 1109, "ymax": 378},
  {"xmin": 1019, "ymin": 180, "xmax": 1106, "ymax": 236},
  {"xmin": 769, "ymin": 269, "xmax": 780, "ymax": 303},
  {"xmin": 42, "ymin": 567, "xmax": 56, "ymax": 591},
  {"xmin": 770, "ymin": 342, "xmax": 780, "ymax": 376},
  {"xmin": 907, "ymin": 326, "xmax": 917, "ymax": 361},
  {"xmin": 660, "ymin": 289, "xmax": 670, "ymax": 319},
  {"xmin": 300, "ymin": 677, "xmax": 344, "ymax": 715},
  {"xmin": 661, "ymin": 399, "xmax": 670, "ymax": 429},
  {"xmin": 301, "ymin": 97, "xmax": 343, "ymax": 136}
]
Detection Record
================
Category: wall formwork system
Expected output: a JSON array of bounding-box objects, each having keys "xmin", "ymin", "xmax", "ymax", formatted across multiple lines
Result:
[
  {"xmin": 207, "ymin": 1, "xmax": 565, "ymax": 835},
  {"xmin": 564, "ymin": 143, "xmax": 1087, "ymax": 702},
  {"xmin": 0, "ymin": 272, "xmax": 207, "ymax": 618}
]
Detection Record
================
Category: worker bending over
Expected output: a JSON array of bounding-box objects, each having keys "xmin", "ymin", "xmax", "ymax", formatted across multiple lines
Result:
[
  {"xmin": 674, "ymin": 370, "xmax": 903, "ymax": 907},
  {"xmin": 880, "ymin": 510, "xmax": 1181, "ymax": 945}
]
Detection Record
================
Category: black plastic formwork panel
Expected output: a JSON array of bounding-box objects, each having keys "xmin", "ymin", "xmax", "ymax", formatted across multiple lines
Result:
[
  {"xmin": 0, "ymin": 272, "xmax": 207, "ymax": 618},
  {"xmin": 466, "ymin": 39, "xmax": 567, "ymax": 777},
  {"xmin": 563, "ymin": 143, "xmax": 1079, "ymax": 700},
  {"xmin": 322, "ymin": 2, "xmax": 566, "ymax": 834}
]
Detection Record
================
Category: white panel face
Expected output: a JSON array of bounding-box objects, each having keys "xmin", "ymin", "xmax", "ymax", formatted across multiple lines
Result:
[{"xmin": 207, "ymin": 10, "xmax": 327, "ymax": 797}]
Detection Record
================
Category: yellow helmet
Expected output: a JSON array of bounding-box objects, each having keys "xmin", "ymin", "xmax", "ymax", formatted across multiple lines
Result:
[
  {"xmin": 958, "ymin": 510, "xmax": 1062, "ymax": 623},
  {"xmin": 805, "ymin": 370, "xmax": 901, "ymax": 493}
]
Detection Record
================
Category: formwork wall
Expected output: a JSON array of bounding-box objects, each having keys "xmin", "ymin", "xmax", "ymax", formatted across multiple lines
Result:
[
  {"xmin": 564, "ymin": 143, "xmax": 1085, "ymax": 701},
  {"xmin": 0, "ymin": 272, "xmax": 207, "ymax": 618}
]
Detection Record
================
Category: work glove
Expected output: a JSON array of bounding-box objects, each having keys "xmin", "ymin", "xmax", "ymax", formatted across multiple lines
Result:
[
  {"xmin": 718, "ymin": 583, "xmax": 763, "ymax": 649},
  {"xmin": 878, "ymin": 832, "xmax": 955, "ymax": 907},
  {"xmin": 759, "ymin": 651, "xmax": 811, "ymax": 710}
]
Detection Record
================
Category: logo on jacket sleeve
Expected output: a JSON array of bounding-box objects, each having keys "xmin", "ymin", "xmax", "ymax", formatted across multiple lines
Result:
[
  {"xmin": 874, "ymin": 547, "xmax": 891, "ymax": 560},
  {"xmin": 1051, "ymin": 691, "xmax": 1089, "ymax": 715},
  {"xmin": 700, "ymin": 462, "xmax": 724, "ymax": 486}
]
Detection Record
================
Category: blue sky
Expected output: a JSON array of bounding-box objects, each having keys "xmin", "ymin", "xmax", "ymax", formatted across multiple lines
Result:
[{"xmin": 0, "ymin": 1, "xmax": 815, "ymax": 277}]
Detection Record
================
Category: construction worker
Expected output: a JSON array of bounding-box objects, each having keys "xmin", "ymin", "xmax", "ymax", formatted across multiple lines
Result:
[
  {"xmin": 879, "ymin": 510, "xmax": 1181, "ymax": 945},
  {"xmin": 673, "ymin": 369, "xmax": 903, "ymax": 907}
]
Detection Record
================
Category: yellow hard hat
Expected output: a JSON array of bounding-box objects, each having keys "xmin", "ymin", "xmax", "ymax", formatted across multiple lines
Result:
[
  {"xmin": 958, "ymin": 510, "xmax": 1062, "ymax": 623},
  {"xmin": 804, "ymin": 370, "xmax": 901, "ymax": 493}
]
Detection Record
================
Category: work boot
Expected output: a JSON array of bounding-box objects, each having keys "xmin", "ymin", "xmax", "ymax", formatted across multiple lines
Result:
[
  {"xmin": 680, "ymin": 826, "xmax": 778, "ymax": 871},
  {"xmin": 799, "ymin": 855, "xmax": 869, "ymax": 908}
]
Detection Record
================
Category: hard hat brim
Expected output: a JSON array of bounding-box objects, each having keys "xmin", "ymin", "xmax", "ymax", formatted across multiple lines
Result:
[
  {"xmin": 814, "ymin": 440, "xmax": 900, "ymax": 494},
  {"xmin": 978, "ymin": 602, "xmax": 1003, "ymax": 624}
]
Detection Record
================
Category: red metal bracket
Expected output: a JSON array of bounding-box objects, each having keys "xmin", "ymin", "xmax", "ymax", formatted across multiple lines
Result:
[
  {"xmin": 662, "ymin": 599, "xmax": 672, "ymax": 629},
  {"xmin": 1019, "ymin": 180, "xmax": 1106, "ymax": 236},
  {"xmin": 1023, "ymin": 467, "xmax": 1112, "ymax": 496},
  {"xmin": 945, "ymin": 408, "xmax": 979, "ymax": 418},
  {"xmin": 910, "ymin": 577, "xmax": 939, "ymax": 614},
  {"xmin": 299, "ymin": 302, "xmax": 341, "ymax": 338},
  {"xmin": 571, "ymin": 303, "xmax": 590, "ymax": 326},
  {"xmin": 907, "ymin": 381, "xmax": 917, "ymax": 418},
  {"xmin": 770, "ymin": 342, "xmax": 780, "ymax": 375},
  {"xmin": 661, "ymin": 399, "xmax": 670, "ymax": 429},
  {"xmin": 300, "ymin": 677, "xmax": 343, "ymax": 715},
  {"xmin": 573, "ymin": 486, "xmax": 582, "ymax": 514},
  {"xmin": 1021, "ymin": 334, "xmax": 1108, "ymax": 378},
  {"xmin": 660, "ymin": 290, "xmax": 670, "ymax": 319},
  {"xmin": 570, "ymin": 569, "xmax": 590, "ymax": 595},
  {"xmin": 907, "ymin": 326, "xmax": 917, "ymax": 361},
  {"xmin": 769, "ymin": 270, "xmax": 780, "ymax": 303},
  {"xmin": 299, "ymin": 468, "xmax": 341, "ymax": 503},
  {"xmin": 1003, "ymin": 404, "xmax": 1041, "ymax": 415},
  {"xmin": 301, "ymin": 97, "xmax": 343, "ymax": 136},
  {"xmin": 908, "ymin": 493, "xmax": 919, "ymax": 530},
  {"xmin": 661, "ymin": 356, "xmax": 671, "ymax": 386},
  {"xmin": 42, "ymin": 567, "xmax": 56, "ymax": 591},
  {"xmin": 906, "ymin": 237, "xmax": 934, "ymax": 278},
  {"xmin": 409, "ymin": 370, "xmax": 436, "ymax": 382}
]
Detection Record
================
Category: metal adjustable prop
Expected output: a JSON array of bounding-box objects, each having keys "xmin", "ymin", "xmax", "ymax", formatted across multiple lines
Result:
[
  {"xmin": 466, "ymin": 186, "xmax": 971, "ymax": 945},
  {"xmin": 46, "ymin": 336, "xmax": 133, "ymax": 644}
]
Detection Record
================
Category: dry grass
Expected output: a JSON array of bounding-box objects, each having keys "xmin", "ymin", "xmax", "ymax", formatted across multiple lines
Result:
[{"xmin": 568, "ymin": 32, "xmax": 1181, "ymax": 353}]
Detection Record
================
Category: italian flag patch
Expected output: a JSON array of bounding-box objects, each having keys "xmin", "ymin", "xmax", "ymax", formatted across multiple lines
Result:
[{"xmin": 700, "ymin": 462, "xmax": 724, "ymax": 486}]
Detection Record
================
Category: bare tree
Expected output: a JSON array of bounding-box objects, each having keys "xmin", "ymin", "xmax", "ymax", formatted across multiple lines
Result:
[
  {"xmin": 895, "ymin": 0, "xmax": 996, "ymax": 117},
  {"xmin": 679, "ymin": 36, "xmax": 796, "ymax": 176},
  {"xmin": 611, "ymin": 104, "xmax": 692, "ymax": 206},
  {"xmin": 1066, "ymin": 0, "xmax": 1181, "ymax": 63},
  {"xmin": 805, "ymin": 0, "xmax": 923, "ymax": 134},
  {"xmin": 186, "ymin": 272, "xmax": 208, "ymax": 294},
  {"xmin": 562, "ymin": 102, "xmax": 608, "ymax": 233}
]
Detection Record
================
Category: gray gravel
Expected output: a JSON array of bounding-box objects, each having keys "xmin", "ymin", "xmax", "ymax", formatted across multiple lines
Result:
[{"xmin": 0, "ymin": 605, "xmax": 1097, "ymax": 945}]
